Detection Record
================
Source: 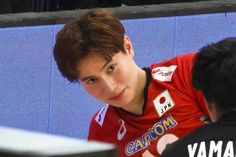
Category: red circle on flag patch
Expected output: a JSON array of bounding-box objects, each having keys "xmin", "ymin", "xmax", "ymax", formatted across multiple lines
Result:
[{"xmin": 159, "ymin": 97, "xmax": 166, "ymax": 104}]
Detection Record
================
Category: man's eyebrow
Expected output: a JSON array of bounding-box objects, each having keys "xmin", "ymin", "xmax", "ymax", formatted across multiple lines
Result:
[
  {"xmin": 80, "ymin": 60, "xmax": 111, "ymax": 82},
  {"xmin": 102, "ymin": 60, "xmax": 111, "ymax": 70}
]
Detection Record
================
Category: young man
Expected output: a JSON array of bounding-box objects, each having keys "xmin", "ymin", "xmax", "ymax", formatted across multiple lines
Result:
[
  {"xmin": 161, "ymin": 37, "xmax": 236, "ymax": 157},
  {"xmin": 53, "ymin": 8, "xmax": 209, "ymax": 157}
]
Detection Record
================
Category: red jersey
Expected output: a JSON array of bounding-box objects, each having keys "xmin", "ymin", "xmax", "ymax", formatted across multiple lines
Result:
[{"xmin": 88, "ymin": 52, "xmax": 209, "ymax": 157}]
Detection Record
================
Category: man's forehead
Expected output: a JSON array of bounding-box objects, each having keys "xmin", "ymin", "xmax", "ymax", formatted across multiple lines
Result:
[{"xmin": 76, "ymin": 54, "xmax": 112, "ymax": 78}]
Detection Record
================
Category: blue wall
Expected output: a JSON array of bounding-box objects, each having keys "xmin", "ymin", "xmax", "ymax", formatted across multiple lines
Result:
[{"xmin": 0, "ymin": 12, "xmax": 236, "ymax": 139}]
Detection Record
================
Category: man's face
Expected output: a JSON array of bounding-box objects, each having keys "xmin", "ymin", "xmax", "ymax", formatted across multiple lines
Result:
[{"xmin": 77, "ymin": 51, "xmax": 140, "ymax": 109}]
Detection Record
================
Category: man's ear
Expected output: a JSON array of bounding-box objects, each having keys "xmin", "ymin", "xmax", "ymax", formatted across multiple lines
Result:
[{"xmin": 124, "ymin": 35, "xmax": 134, "ymax": 57}]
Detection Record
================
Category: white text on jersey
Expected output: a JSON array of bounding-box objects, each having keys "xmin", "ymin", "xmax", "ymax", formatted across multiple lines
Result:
[
  {"xmin": 188, "ymin": 141, "xmax": 235, "ymax": 157},
  {"xmin": 152, "ymin": 65, "xmax": 177, "ymax": 82}
]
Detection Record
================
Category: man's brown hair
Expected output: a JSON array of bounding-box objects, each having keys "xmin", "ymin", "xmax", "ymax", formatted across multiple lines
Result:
[{"xmin": 53, "ymin": 8, "xmax": 125, "ymax": 82}]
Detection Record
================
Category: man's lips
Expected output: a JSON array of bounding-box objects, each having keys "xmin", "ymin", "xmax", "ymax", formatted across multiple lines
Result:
[{"xmin": 109, "ymin": 88, "xmax": 126, "ymax": 101}]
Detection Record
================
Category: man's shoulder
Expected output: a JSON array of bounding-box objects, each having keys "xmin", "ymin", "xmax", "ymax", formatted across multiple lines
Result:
[
  {"xmin": 149, "ymin": 52, "xmax": 197, "ymax": 86},
  {"xmin": 150, "ymin": 52, "xmax": 196, "ymax": 68},
  {"xmin": 150, "ymin": 52, "xmax": 197, "ymax": 74}
]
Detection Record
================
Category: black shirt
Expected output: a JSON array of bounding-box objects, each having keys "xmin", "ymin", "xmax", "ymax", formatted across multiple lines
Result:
[{"xmin": 161, "ymin": 111, "xmax": 236, "ymax": 157}]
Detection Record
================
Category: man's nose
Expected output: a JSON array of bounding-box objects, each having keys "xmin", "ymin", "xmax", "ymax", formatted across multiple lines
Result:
[{"xmin": 102, "ymin": 76, "xmax": 117, "ymax": 92}]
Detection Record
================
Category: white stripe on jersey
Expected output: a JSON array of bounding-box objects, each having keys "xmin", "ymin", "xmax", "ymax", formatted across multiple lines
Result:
[{"xmin": 95, "ymin": 104, "xmax": 109, "ymax": 127}]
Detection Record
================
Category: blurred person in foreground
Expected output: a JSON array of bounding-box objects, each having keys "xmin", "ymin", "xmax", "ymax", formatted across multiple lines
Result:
[
  {"xmin": 161, "ymin": 37, "xmax": 236, "ymax": 157},
  {"xmin": 53, "ymin": 8, "xmax": 210, "ymax": 157}
]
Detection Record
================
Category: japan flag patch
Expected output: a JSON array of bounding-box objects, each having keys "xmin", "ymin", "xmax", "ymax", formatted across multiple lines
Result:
[
  {"xmin": 152, "ymin": 65, "xmax": 177, "ymax": 82},
  {"xmin": 153, "ymin": 90, "xmax": 175, "ymax": 117}
]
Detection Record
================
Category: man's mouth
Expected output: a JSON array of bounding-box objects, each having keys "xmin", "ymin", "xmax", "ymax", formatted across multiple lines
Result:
[{"xmin": 109, "ymin": 88, "xmax": 126, "ymax": 101}]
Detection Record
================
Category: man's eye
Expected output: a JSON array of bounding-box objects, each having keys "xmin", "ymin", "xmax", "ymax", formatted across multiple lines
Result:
[
  {"xmin": 86, "ymin": 78, "xmax": 97, "ymax": 84},
  {"xmin": 107, "ymin": 65, "xmax": 116, "ymax": 73}
]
